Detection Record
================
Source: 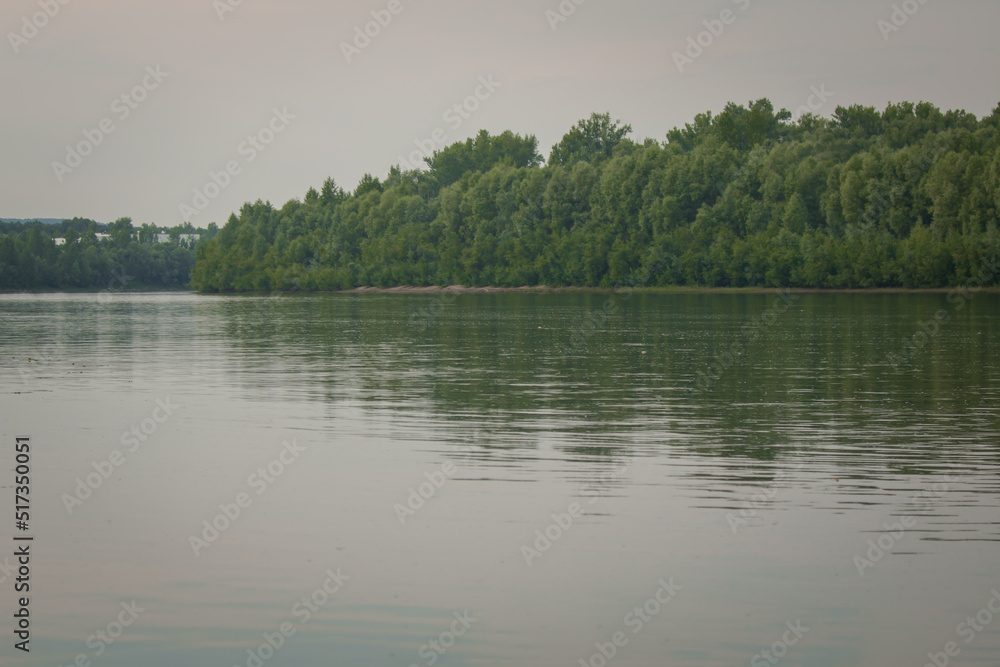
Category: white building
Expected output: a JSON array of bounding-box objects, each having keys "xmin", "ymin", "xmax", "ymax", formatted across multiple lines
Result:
[
  {"xmin": 52, "ymin": 233, "xmax": 107, "ymax": 243},
  {"xmin": 154, "ymin": 233, "xmax": 201, "ymax": 243},
  {"xmin": 52, "ymin": 232, "xmax": 200, "ymax": 245}
]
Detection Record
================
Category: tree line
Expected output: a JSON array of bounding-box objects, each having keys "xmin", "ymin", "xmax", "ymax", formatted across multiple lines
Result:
[
  {"xmin": 192, "ymin": 100, "xmax": 1000, "ymax": 291},
  {"xmin": 10, "ymin": 99, "xmax": 1000, "ymax": 292},
  {"xmin": 0, "ymin": 218, "xmax": 217, "ymax": 290}
]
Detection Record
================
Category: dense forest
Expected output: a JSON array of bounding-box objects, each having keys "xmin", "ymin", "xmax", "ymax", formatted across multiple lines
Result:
[
  {"xmin": 7, "ymin": 100, "xmax": 1000, "ymax": 292},
  {"xmin": 191, "ymin": 99, "xmax": 1000, "ymax": 292},
  {"xmin": 0, "ymin": 218, "xmax": 215, "ymax": 290}
]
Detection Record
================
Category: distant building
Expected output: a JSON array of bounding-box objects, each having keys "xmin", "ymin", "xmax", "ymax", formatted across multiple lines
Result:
[
  {"xmin": 154, "ymin": 233, "xmax": 200, "ymax": 243},
  {"xmin": 52, "ymin": 233, "xmax": 107, "ymax": 243},
  {"xmin": 51, "ymin": 232, "xmax": 200, "ymax": 245}
]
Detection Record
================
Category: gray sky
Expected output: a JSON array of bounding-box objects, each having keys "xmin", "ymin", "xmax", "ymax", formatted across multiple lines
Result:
[{"xmin": 2, "ymin": 0, "xmax": 998, "ymax": 227}]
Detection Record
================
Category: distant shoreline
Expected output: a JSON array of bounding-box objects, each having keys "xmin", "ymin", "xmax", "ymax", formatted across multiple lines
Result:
[
  {"xmin": 4, "ymin": 285, "xmax": 999, "ymax": 296},
  {"xmin": 344, "ymin": 285, "xmax": 1000, "ymax": 295}
]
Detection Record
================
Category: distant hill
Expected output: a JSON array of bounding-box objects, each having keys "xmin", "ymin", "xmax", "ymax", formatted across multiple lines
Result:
[{"xmin": 0, "ymin": 218, "xmax": 65, "ymax": 225}]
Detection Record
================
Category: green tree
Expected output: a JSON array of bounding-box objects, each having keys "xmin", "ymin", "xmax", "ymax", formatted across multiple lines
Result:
[
  {"xmin": 108, "ymin": 217, "xmax": 134, "ymax": 248},
  {"xmin": 355, "ymin": 174, "xmax": 383, "ymax": 197},
  {"xmin": 179, "ymin": 102, "xmax": 1000, "ymax": 293},
  {"xmin": 549, "ymin": 113, "xmax": 632, "ymax": 167},
  {"xmin": 428, "ymin": 130, "xmax": 541, "ymax": 188},
  {"xmin": 713, "ymin": 99, "xmax": 792, "ymax": 151}
]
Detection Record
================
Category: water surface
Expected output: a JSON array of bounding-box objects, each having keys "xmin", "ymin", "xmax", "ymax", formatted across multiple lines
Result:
[{"xmin": 1, "ymin": 291, "xmax": 999, "ymax": 666}]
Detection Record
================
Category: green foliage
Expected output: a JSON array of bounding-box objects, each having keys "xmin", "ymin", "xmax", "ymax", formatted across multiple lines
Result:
[
  {"xmin": 427, "ymin": 130, "xmax": 542, "ymax": 188},
  {"xmin": 0, "ymin": 219, "xmax": 208, "ymax": 290},
  {"xmin": 833, "ymin": 104, "xmax": 884, "ymax": 140},
  {"xmin": 713, "ymin": 99, "xmax": 792, "ymax": 151},
  {"xmin": 549, "ymin": 113, "xmax": 633, "ymax": 167},
  {"xmin": 170, "ymin": 100, "xmax": 1000, "ymax": 291},
  {"xmin": 354, "ymin": 174, "xmax": 383, "ymax": 197}
]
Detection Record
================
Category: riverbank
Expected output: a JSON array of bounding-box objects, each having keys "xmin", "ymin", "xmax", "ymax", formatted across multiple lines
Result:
[
  {"xmin": 343, "ymin": 285, "xmax": 1000, "ymax": 295},
  {"xmin": 0, "ymin": 287, "xmax": 191, "ymax": 295},
  {"xmin": 5, "ymin": 285, "xmax": 1000, "ymax": 296}
]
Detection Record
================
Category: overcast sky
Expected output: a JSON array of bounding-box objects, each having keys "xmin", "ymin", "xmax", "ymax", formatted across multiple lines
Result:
[{"xmin": 2, "ymin": 0, "xmax": 998, "ymax": 227}]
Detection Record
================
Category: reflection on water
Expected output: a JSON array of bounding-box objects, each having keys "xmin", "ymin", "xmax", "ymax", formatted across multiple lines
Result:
[{"xmin": 1, "ymin": 291, "xmax": 999, "ymax": 667}]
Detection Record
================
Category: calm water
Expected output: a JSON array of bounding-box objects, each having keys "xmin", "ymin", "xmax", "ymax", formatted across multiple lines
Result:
[{"xmin": 1, "ymin": 291, "xmax": 999, "ymax": 667}]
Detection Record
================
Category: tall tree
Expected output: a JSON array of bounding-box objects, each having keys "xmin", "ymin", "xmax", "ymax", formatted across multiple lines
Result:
[{"xmin": 549, "ymin": 113, "xmax": 633, "ymax": 167}]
